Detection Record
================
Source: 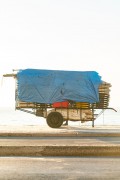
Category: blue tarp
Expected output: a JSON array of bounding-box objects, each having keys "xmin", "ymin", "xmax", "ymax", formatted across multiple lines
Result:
[{"xmin": 17, "ymin": 69, "xmax": 102, "ymax": 104}]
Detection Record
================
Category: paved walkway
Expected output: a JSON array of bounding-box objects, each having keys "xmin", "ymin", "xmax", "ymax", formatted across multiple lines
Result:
[{"xmin": 0, "ymin": 124, "xmax": 120, "ymax": 136}]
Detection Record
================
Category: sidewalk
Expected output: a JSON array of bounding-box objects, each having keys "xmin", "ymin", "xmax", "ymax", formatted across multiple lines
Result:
[{"xmin": 0, "ymin": 124, "xmax": 120, "ymax": 137}]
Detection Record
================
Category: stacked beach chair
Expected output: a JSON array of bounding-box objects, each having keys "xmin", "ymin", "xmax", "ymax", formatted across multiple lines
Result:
[{"xmin": 93, "ymin": 81, "xmax": 111, "ymax": 109}]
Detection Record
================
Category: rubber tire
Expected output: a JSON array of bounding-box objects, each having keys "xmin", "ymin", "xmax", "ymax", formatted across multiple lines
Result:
[{"xmin": 46, "ymin": 112, "xmax": 63, "ymax": 128}]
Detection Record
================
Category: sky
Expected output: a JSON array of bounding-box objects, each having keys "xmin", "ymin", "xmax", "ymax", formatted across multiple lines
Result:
[{"xmin": 0, "ymin": 0, "xmax": 120, "ymax": 108}]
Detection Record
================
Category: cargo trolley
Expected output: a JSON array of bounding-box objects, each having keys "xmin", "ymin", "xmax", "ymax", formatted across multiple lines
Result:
[{"xmin": 3, "ymin": 69, "xmax": 116, "ymax": 128}]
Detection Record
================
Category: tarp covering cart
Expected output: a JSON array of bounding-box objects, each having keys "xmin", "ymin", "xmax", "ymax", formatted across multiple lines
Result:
[{"xmin": 3, "ymin": 69, "xmax": 116, "ymax": 128}]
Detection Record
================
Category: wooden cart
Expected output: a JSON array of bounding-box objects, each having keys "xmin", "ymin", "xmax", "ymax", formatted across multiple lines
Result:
[{"xmin": 3, "ymin": 72, "xmax": 116, "ymax": 128}]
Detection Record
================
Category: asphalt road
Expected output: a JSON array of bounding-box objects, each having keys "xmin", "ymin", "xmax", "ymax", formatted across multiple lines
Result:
[
  {"xmin": 0, "ymin": 136, "xmax": 120, "ymax": 145},
  {"xmin": 0, "ymin": 156, "xmax": 120, "ymax": 180}
]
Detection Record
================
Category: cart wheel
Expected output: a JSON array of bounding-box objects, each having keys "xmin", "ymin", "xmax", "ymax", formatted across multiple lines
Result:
[{"xmin": 46, "ymin": 112, "xmax": 63, "ymax": 128}]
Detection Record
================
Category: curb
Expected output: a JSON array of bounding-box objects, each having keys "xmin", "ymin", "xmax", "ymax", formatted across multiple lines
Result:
[
  {"xmin": 0, "ymin": 132, "xmax": 120, "ymax": 137},
  {"xmin": 0, "ymin": 146, "xmax": 120, "ymax": 156}
]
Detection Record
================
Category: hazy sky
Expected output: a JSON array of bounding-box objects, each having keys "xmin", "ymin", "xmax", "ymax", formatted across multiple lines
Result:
[{"xmin": 0, "ymin": 0, "xmax": 120, "ymax": 108}]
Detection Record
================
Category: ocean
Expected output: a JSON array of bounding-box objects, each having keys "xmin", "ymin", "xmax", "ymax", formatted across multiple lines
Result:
[{"xmin": 0, "ymin": 106, "xmax": 120, "ymax": 126}]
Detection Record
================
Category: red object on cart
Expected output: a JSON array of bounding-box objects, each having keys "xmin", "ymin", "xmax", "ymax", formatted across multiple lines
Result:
[{"xmin": 52, "ymin": 101, "xmax": 69, "ymax": 108}]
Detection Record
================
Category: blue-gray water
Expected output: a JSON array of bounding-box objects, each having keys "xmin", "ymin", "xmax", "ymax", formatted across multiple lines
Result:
[{"xmin": 0, "ymin": 107, "xmax": 120, "ymax": 126}]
